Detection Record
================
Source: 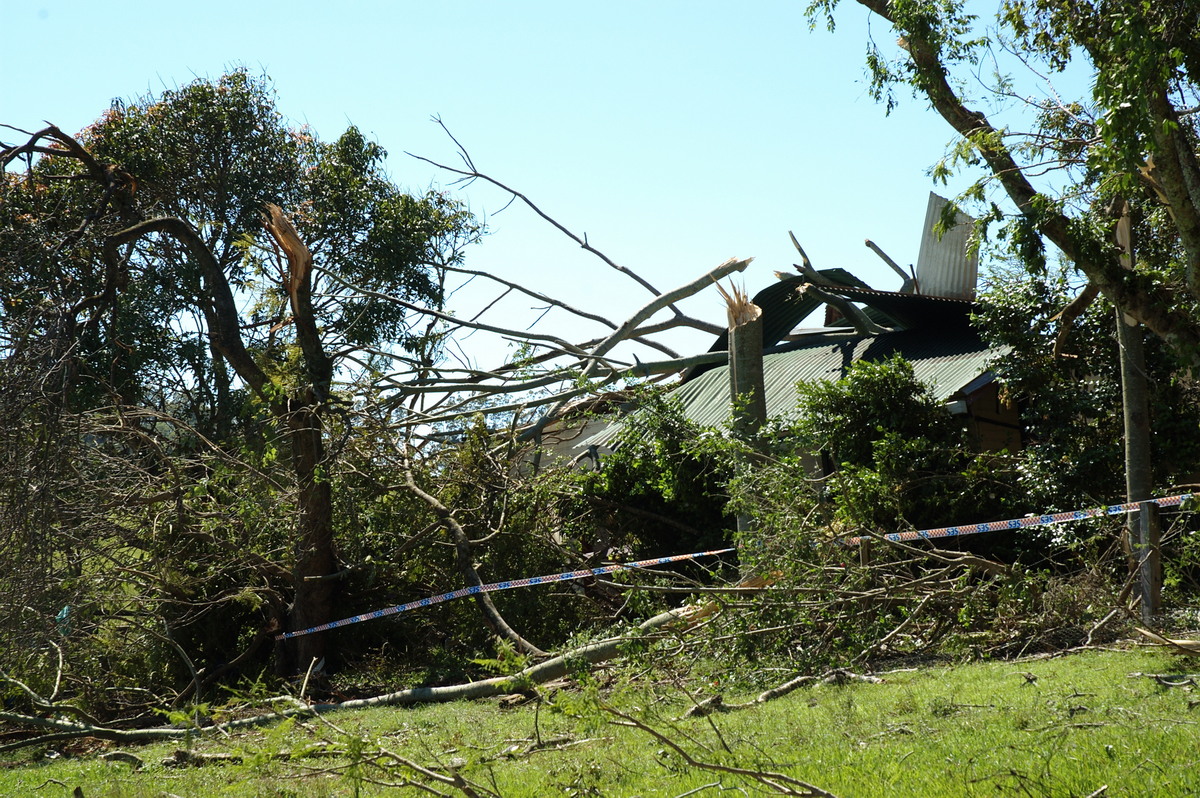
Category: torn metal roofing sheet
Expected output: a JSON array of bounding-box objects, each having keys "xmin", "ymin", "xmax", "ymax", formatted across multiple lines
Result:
[
  {"xmin": 685, "ymin": 275, "xmax": 979, "ymax": 383},
  {"xmin": 916, "ymin": 192, "xmax": 979, "ymax": 300},
  {"xmin": 819, "ymin": 284, "xmax": 976, "ymax": 330},
  {"xmin": 684, "ymin": 269, "xmax": 872, "ymax": 382},
  {"xmin": 581, "ymin": 326, "xmax": 1006, "ymax": 450}
]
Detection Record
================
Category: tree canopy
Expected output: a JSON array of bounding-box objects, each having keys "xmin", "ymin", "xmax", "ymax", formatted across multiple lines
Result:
[
  {"xmin": 0, "ymin": 70, "xmax": 482, "ymax": 679},
  {"xmin": 2, "ymin": 70, "xmax": 479, "ymax": 429},
  {"xmin": 807, "ymin": 0, "xmax": 1200, "ymax": 359},
  {"xmin": 3, "ymin": 18, "xmax": 1200, "ymax": 744}
]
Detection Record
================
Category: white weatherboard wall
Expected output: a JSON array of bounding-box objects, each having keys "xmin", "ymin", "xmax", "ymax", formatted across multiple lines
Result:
[{"xmin": 915, "ymin": 192, "xmax": 978, "ymax": 300}]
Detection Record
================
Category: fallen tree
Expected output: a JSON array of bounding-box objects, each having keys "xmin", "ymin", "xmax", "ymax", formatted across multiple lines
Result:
[
  {"xmin": 1, "ymin": 88, "xmax": 753, "ymax": 704},
  {"xmin": 0, "ymin": 602, "xmax": 712, "ymax": 751}
]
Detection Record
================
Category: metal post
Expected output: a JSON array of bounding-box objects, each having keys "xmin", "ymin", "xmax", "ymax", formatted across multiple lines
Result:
[{"xmin": 1137, "ymin": 501, "xmax": 1161, "ymax": 624}]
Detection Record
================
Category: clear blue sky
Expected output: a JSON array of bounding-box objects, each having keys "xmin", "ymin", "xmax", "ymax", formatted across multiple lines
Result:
[{"xmin": 3, "ymin": 1, "xmax": 1000, "ymax": 369}]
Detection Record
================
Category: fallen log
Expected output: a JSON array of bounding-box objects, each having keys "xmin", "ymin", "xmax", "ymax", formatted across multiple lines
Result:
[
  {"xmin": 1135, "ymin": 627, "xmax": 1200, "ymax": 655},
  {"xmin": 0, "ymin": 603, "xmax": 707, "ymax": 750}
]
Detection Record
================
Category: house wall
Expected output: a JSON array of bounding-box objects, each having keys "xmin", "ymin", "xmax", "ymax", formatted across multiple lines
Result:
[{"xmin": 964, "ymin": 382, "xmax": 1022, "ymax": 453}]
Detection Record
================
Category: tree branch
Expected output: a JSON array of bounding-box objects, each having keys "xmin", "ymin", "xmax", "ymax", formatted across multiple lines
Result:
[
  {"xmin": 401, "ymin": 453, "xmax": 549, "ymax": 658},
  {"xmin": 105, "ymin": 217, "xmax": 268, "ymax": 396},
  {"xmin": 409, "ymin": 119, "xmax": 679, "ymax": 308},
  {"xmin": 262, "ymin": 203, "xmax": 332, "ymax": 399},
  {"xmin": 854, "ymin": 0, "xmax": 1200, "ymax": 358}
]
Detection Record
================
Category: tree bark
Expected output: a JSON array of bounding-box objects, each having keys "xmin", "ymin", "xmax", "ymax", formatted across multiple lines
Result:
[
  {"xmin": 262, "ymin": 208, "xmax": 338, "ymax": 675},
  {"xmin": 854, "ymin": 0, "xmax": 1200, "ymax": 361},
  {"xmin": 279, "ymin": 402, "xmax": 337, "ymax": 675}
]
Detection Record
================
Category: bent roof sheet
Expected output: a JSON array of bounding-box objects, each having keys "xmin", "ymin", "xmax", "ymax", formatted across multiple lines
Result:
[
  {"xmin": 685, "ymin": 275, "xmax": 978, "ymax": 383},
  {"xmin": 583, "ymin": 327, "xmax": 1005, "ymax": 449},
  {"xmin": 684, "ymin": 270, "xmax": 872, "ymax": 382},
  {"xmin": 822, "ymin": 285, "xmax": 976, "ymax": 330}
]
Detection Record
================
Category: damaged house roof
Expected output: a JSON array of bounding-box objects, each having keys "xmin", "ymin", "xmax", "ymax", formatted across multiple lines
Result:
[
  {"xmin": 558, "ymin": 192, "xmax": 1006, "ymax": 456},
  {"xmin": 578, "ymin": 273, "xmax": 1007, "ymax": 451}
]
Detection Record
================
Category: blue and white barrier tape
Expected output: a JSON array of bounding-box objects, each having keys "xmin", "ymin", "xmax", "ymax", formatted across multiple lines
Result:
[
  {"xmin": 840, "ymin": 493, "xmax": 1193, "ymax": 547},
  {"xmin": 278, "ymin": 495, "xmax": 1194, "ymax": 640},
  {"xmin": 277, "ymin": 547, "xmax": 734, "ymax": 640}
]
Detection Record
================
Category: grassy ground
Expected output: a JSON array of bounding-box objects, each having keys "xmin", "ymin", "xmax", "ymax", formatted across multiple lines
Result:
[{"xmin": 2, "ymin": 647, "xmax": 1197, "ymax": 797}]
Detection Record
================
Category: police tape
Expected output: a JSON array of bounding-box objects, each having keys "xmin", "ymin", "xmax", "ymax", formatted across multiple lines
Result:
[
  {"xmin": 276, "ymin": 547, "xmax": 735, "ymax": 640},
  {"xmin": 278, "ymin": 495, "xmax": 1195, "ymax": 640},
  {"xmin": 839, "ymin": 493, "xmax": 1193, "ymax": 547}
]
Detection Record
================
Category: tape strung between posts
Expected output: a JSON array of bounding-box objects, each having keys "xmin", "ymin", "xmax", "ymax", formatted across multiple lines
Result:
[
  {"xmin": 839, "ymin": 493, "xmax": 1193, "ymax": 547},
  {"xmin": 276, "ymin": 548, "xmax": 734, "ymax": 641},
  {"xmin": 278, "ymin": 495, "xmax": 1193, "ymax": 640}
]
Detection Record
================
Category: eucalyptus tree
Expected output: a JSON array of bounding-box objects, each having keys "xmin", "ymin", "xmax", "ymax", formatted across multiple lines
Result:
[
  {"xmin": 1, "ymin": 70, "xmax": 480, "ymax": 677},
  {"xmin": 806, "ymin": 0, "xmax": 1200, "ymax": 358}
]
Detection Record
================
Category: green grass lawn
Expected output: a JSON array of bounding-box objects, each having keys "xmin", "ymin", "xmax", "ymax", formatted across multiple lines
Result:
[{"xmin": 3, "ymin": 647, "xmax": 1197, "ymax": 797}]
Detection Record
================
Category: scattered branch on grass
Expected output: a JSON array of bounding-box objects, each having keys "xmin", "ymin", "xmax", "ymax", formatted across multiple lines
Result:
[
  {"xmin": 1135, "ymin": 627, "xmax": 1200, "ymax": 655},
  {"xmin": 1127, "ymin": 672, "xmax": 1200, "ymax": 687},
  {"xmin": 683, "ymin": 669, "xmax": 884, "ymax": 718},
  {"xmin": 604, "ymin": 703, "xmax": 839, "ymax": 797},
  {"xmin": 0, "ymin": 603, "xmax": 712, "ymax": 751},
  {"xmin": 302, "ymin": 702, "xmax": 500, "ymax": 798}
]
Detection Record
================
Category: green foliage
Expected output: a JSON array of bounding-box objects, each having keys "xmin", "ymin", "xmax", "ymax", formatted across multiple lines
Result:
[
  {"xmin": 291, "ymin": 126, "xmax": 480, "ymax": 351},
  {"xmin": 566, "ymin": 389, "xmax": 733, "ymax": 556},
  {"xmin": 2, "ymin": 68, "xmax": 481, "ymax": 434},
  {"xmin": 793, "ymin": 354, "xmax": 961, "ymax": 467},
  {"xmin": 0, "ymin": 69, "xmax": 485, "ymax": 713},
  {"xmin": 806, "ymin": 0, "xmax": 1200, "ymax": 380},
  {"xmin": 976, "ymin": 263, "xmax": 1200, "ymax": 512},
  {"xmin": 737, "ymin": 354, "xmax": 1020, "ymax": 535}
]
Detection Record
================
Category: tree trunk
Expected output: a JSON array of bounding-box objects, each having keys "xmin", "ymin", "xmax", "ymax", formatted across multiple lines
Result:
[
  {"xmin": 1111, "ymin": 199, "xmax": 1157, "ymax": 608},
  {"xmin": 261, "ymin": 206, "xmax": 339, "ymax": 676},
  {"xmin": 720, "ymin": 283, "xmax": 767, "ymax": 539},
  {"xmin": 854, "ymin": 0, "xmax": 1200, "ymax": 361},
  {"xmin": 279, "ymin": 400, "xmax": 337, "ymax": 676}
]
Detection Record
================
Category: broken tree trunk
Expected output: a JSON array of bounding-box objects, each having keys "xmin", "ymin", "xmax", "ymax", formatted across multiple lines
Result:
[
  {"xmin": 718, "ymin": 283, "xmax": 766, "ymax": 443},
  {"xmin": 262, "ymin": 205, "xmax": 338, "ymax": 676},
  {"xmin": 718, "ymin": 283, "xmax": 767, "ymax": 538}
]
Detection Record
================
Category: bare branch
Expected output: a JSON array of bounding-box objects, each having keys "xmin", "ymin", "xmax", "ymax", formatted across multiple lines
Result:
[
  {"xmin": 410, "ymin": 119, "xmax": 682, "ymax": 308},
  {"xmin": 798, "ymin": 283, "xmax": 889, "ymax": 336},
  {"xmin": 864, "ymin": 239, "xmax": 915, "ymax": 292},
  {"xmin": 401, "ymin": 451, "xmax": 548, "ymax": 658},
  {"xmin": 582, "ymin": 257, "xmax": 751, "ymax": 373}
]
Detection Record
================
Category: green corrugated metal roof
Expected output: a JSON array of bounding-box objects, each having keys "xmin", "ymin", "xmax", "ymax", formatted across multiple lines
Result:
[
  {"xmin": 685, "ymin": 270, "xmax": 875, "ymax": 381},
  {"xmin": 684, "ymin": 274, "xmax": 979, "ymax": 383},
  {"xmin": 582, "ymin": 327, "xmax": 1006, "ymax": 449}
]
